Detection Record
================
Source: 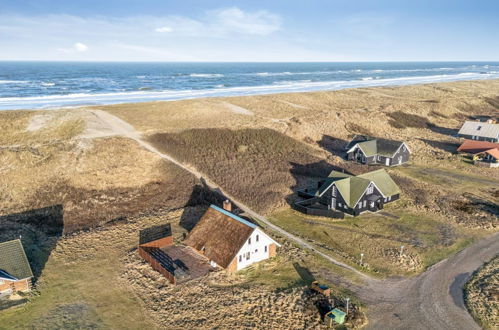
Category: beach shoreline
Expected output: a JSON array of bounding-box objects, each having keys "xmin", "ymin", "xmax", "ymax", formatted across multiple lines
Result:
[{"xmin": 1, "ymin": 61, "xmax": 499, "ymax": 111}]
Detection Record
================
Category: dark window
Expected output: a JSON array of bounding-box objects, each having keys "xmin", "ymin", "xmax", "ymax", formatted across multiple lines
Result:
[
  {"xmin": 477, "ymin": 126, "xmax": 482, "ymax": 131},
  {"xmin": 239, "ymin": 255, "xmax": 242, "ymax": 262},
  {"xmin": 256, "ymin": 234, "xmax": 259, "ymax": 242},
  {"xmin": 248, "ymin": 237, "xmax": 251, "ymax": 245},
  {"xmin": 265, "ymin": 246, "xmax": 268, "ymax": 252},
  {"xmin": 246, "ymin": 252, "xmax": 250, "ymax": 260}
]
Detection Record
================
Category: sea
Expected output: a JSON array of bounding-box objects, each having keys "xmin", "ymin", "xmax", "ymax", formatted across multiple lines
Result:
[{"xmin": 1, "ymin": 61, "xmax": 499, "ymax": 110}]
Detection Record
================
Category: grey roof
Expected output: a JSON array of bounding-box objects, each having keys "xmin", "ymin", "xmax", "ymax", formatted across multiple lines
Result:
[
  {"xmin": 458, "ymin": 121, "xmax": 499, "ymax": 140},
  {"xmin": 344, "ymin": 135, "xmax": 373, "ymax": 150},
  {"xmin": 0, "ymin": 239, "xmax": 33, "ymax": 280},
  {"xmin": 347, "ymin": 137, "xmax": 408, "ymax": 158}
]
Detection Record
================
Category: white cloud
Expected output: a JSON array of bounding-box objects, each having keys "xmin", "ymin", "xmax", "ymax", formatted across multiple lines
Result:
[
  {"xmin": 58, "ymin": 42, "xmax": 89, "ymax": 53},
  {"xmin": 155, "ymin": 26, "xmax": 173, "ymax": 33},
  {"xmin": 210, "ymin": 7, "xmax": 281, "ymax": 36},
  {"xmin": 74, "ymin": 42, "xmax": 88, "ymax": 52}
]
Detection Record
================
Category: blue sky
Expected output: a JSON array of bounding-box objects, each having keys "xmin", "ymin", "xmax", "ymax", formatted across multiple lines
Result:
[{"xmin": 0, "ymin": 0, "xmax": 497, "ymax": 61}]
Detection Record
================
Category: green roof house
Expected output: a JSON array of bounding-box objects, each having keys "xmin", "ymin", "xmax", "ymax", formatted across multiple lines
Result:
[
  {"xmin": 345, "ymin": 135, "xmax": 410, "ymax": 166},
  {"xmin": 0, "ymin": 239, "xmax": 34, "ymax": 294},
  {"xmin": 309, "ymin": 169, "xmax": 401, "ymax": 216}
]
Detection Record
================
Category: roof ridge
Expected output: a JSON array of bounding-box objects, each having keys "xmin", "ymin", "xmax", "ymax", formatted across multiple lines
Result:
[
  {"xmin": 210, "ymin": 205, "xmax": 257, "ymax": 229},
  {"xmin": 0, "ymin": 238, "xmax": 21, "ymax": 246}
]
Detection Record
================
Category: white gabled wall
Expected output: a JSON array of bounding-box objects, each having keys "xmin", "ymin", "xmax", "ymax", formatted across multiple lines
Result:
[{"xmin": 235, "ymin": 228, "xmax": 276, "ymax": 271}]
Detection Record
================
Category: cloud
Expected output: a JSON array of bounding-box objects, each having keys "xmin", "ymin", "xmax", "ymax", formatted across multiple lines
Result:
[
  {"xmin": 74, "ymin": 42, "xmax": 88, "ymax": 52},
  {"xmin": 210, "ymin": 7, "xmax": 281, "ymax": 36},
  {"xmin": 58, "ymin": 42, "xmax": 89, "ymax": 53},
  {"xmin": 155, "ymin": 26, "xmax": 173, "ymax": 33}
]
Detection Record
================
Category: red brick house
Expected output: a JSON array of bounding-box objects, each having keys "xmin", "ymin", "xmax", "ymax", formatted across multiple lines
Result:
[{"xmin": 0, "ymin": 239, "xmax": 33, "ymax": 295}]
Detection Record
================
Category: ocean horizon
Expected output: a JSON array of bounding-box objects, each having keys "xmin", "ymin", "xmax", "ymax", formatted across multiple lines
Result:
[{"xmin": 1, "ymin": 61, "xmax": 498, "ymax": 110}]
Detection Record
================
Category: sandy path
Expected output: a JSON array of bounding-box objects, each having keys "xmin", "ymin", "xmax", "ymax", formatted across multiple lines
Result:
[
  {"xmin": 81, "ymin": 109, "xmax": 497, "ymax": 329},
  {"xmin": 82, "ymin": 109, "xmax": 366, "ymax": 277}
]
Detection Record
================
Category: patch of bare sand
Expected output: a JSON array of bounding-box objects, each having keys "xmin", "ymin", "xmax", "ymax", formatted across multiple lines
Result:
[{"xmin": 221, "ymin": 101, "xmax": 254, "ymax": 115}]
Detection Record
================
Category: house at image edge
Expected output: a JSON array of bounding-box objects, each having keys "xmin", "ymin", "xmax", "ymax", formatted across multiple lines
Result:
[
  {"xmin": 344, "ymin": 135, "xmax": 410, "ymax": 166},
  {"xmin": 297, "ymin": 169, "xmax": 401, "ymax": 216},
  {"xmin": 0, "ymin": 239, "xmax": 34, "ymax": 295},
  {"xmin": 457, "ymin": 121, "xmax": 499, "ymax": 142}
]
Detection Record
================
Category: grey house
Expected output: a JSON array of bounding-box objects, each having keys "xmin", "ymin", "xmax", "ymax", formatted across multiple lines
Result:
[
  {"xmin": 457, "ymin": 121, "xmax": 499, "ymax": 142},
  {"xmin": 345, "ymin": 135, "xmax": 410, "ymax": 166},
  {"xmin": 296, "ymin": 169, "xmax": 401, "ymax": 217}
]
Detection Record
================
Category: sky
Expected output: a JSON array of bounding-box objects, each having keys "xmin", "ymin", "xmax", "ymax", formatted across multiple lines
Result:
[{"xmin": 0, "ymin": 0, "xmax": 498, "ymax": 62}]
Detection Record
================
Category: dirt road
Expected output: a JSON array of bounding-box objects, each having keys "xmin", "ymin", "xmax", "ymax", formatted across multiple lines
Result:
[{"xmin": 82, "ymin": 109, "xmax": 497, "ymax": 329}]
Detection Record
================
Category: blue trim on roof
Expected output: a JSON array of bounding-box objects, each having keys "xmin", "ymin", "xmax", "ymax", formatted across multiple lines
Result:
[
  {"xmin": 210, "ymin": 205, "xmax": 257, "ymax": 229},
  {"xmin": 0, "ymin": 269, "xmax": 18, "ymax": 281}
]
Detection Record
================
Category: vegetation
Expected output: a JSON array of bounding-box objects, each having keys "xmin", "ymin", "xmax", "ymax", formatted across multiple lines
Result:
[
  {"xmin": 148, "ymin": 128, "xmax": 328, "ymax": 213},
  {"xmin": 464, "ymin": 256, "xmax": 499, "ymax": 330},
  {"xmin": 269, "ymin": 207, "xmax": 481, "ymax": 277}
]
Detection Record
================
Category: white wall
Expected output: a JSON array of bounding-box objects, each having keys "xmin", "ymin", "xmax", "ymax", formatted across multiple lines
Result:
[{"xmin": 235, "ymin": 228, "xmax": 275, "ymax": 271}]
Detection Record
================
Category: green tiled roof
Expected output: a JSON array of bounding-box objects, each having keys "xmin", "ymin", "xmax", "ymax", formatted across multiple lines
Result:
[
  {"xmin": 316, "ymin": 169, "xmax": 400, "ymax": 208},
  {"xmin": 357, "ymin": 169, "xmax": 401, "ymax": 197},
  {"xmin": 0, "ymin": 239, "xmax": 33, "ymax": 280}
]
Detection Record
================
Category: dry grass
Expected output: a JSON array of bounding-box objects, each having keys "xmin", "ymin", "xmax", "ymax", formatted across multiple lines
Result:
[
  {"xmin": 148, "ymin": 128, "xmax": 329, "ymax": 213},
  {"xmin": 0, "ymin": 111, "xmax": 85, "ymax": 146},
  {"xmin": 464, "ymin": 255, "xmax": 499, "ymax": 330},
  {"xmin": 0, "ymin": 136, "xmax": 197, "ymax": 232},
  {"xmin": 0, "ymin": 206, "xmax": 366, "ymax": 329}
]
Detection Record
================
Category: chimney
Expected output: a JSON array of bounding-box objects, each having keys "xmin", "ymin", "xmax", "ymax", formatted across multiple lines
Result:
[{"xmin": 223, "ymin": 199, "xmax": 232, "ymax": 212}]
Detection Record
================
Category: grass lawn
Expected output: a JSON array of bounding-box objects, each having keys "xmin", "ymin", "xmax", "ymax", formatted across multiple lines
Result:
[{"xmin": 269, "ymin": 206, "xmax": 484, "ymax": 277}]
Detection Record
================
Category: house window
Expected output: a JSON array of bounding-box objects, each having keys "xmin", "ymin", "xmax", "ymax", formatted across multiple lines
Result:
[
  {"xmin": 256, "ymin": 234, "xmax": 259, "ymax": 242},
  {"xmin": 477, "ymin": 126, "xmax": 482, "ymax": 131},
  {"xmin": 332, "ymin": 186, "xmax": 337, "ymax": 197},
  {"xmin": 246, "ymin": 252, "xmax": 250, "ymax": 260},
  {"xmin": 239, "ymin": 255, "xmax": 242, "ymax": 262},
  {"xmin": 248, "ymin": 237, "xmax": 251, "ymax": 245},
  {"xmin": 265, "ymin": 245, "xmax": 268, "ymax": 252},
  {"xmin": 255, "ymin": 249, "xmax": 258, "ymax": 253},
  {"xmin": 367, "ymin": 186, "xmax": 374, "ymax": 194},
  {"xmin": 402, "ymin": 145, "xmax": 406, "ymax": 152},
  {"xmin": 363, "ymin": 201, "xmax": 367, "ymax": 208}
]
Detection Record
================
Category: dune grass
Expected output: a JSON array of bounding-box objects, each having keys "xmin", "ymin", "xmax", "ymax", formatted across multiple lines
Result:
[
  {"xmin": 269, "ymin": 207, "xmax": 483, "ymax": 277},
  {"xmin": 147, "ymin": 128, "xmax": 328, "ymax": 213}
]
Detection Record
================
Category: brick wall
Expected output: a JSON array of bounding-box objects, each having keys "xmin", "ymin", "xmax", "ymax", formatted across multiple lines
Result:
[
  {"xmin": 138, "ymin": 247, "xmax": 176, "ymax": 284},
  {"xmin": 0, "ymin": 278, "xmax": 30, "ymax": 293},
  {"xmin": 226, "ymin": 258, "xmax": 237, "ymax": 273},
  {"xmin": 269, "ymin": 243, "xmax": 277, "ymax": 258},
  {"xmin": 140, "ymin": 236, "xmax": 173, "ymax": 248}
]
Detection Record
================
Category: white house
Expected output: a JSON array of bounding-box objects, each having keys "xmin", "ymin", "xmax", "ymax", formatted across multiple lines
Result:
[{"xmin": 184, "ymin": 201, "xmax": 280, "ymax": 272}]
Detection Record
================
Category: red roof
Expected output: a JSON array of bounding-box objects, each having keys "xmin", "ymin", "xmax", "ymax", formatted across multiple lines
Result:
[
  {"xmin": 457, "ymin": 140, "xmax": 499, "ymax": 154},
  {"xmin": 484, "ymin": 148, "xmax": 499, "ymax": 159}
]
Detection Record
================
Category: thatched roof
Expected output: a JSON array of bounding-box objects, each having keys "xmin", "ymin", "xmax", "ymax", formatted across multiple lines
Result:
[{"xmin": 184, "ymin": 205, "xmax": 255, "ymax": 268}]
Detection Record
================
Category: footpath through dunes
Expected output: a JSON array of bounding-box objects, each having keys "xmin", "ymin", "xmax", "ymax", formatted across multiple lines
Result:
[
  {"xmin": 84, "ymin": 108, "xmax": 498, "ymax": 329},
  {"xmin": 83, "ymin": 109, "xmax": 366, "ymax": 277}
]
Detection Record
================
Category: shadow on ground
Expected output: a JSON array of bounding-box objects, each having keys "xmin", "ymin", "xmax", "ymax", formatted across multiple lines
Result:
[{"xmin": 0, "ymin": 205, "xmax": 64, "ymax": 281}]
